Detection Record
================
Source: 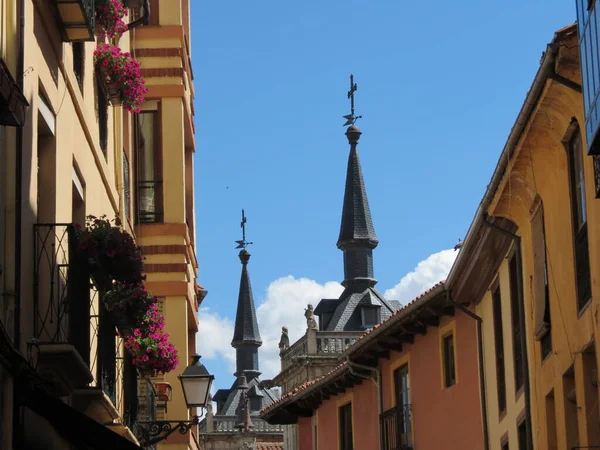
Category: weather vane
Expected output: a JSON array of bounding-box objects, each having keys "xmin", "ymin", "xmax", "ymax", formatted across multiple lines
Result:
[
  {"xmin": 343, "ymin": 74, "xmax": 363, "ymax": 126},
  {"xmin": 235, "ymin": 209, "xmax": 254, "ymax": 249}
]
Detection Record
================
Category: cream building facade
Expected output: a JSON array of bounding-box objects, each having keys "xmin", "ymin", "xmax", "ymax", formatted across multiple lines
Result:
[{"xmin": 0, "ymin": 1, "xmax": 202, "ymax": 449}]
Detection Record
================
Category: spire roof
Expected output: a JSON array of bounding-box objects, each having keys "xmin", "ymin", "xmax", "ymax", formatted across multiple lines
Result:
[
  {"xmin": 337, "ymin": 126, "xmax": 378, "ymax": 249},
  {"xmin": 232, "ymin": 249, "xmax": 262, "ymax": 347}
]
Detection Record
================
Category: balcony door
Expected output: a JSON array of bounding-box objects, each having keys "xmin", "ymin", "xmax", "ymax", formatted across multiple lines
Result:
[
  {"xmin": 394, "ymin": 365, "xmax": 412, "ymax": 448},
  {"xmin": 135, "ymin": 110, "xmax": 163, "ymax": 223}
]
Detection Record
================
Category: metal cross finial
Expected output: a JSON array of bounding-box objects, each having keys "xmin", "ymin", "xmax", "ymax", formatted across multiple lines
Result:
[
  {"xmin": 235, "ymin": 209, "xmax": 254, "ymax": 249},
  {"xmin": 343, "ymin": 74, "xmax": 363, "ymax": 126}
]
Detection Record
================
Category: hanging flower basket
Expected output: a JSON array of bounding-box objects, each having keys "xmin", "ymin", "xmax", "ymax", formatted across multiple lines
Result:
[
  {"xmin": 125, "ymin": 328, "xmax": 179, "ymax": 375},
  {"xmin": 138, "ymin": 368, "xmax": 157, "ymax": 378},
  {"xmin": 94, "ymin": 44, "xmax": 147, "ymax": 113},
  {"xmin": 103, "ymin": 281, "xmax": 157, "ymax": 336},
  {"xmin": 75, "ymin": 215, "xmax": 145, "ymax": 285},
  {"xmin": 95, "ymin": 0, "xmax": 128, "ymax": 39}
]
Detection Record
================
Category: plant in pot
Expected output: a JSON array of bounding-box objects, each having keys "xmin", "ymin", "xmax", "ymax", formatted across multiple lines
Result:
[
  {"xmin": 96, "ymin": 0, "xmax": 128, "ymax": 39},
  {"xmin": 94, "ymin": 44, "xmax": 147, "ymax": 113},
  {"xmin": 103, "ymin": 281, "xmax": 156, "ymax": 336},
  {"xmin": 76, "ymin": 215, "xmax": 145, "ymax": 289},
  {"xmin": 124, "ymin": 328, "xmax": 179, "ymax": 377}
]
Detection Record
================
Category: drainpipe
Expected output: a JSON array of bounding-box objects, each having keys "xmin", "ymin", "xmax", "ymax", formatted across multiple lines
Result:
[
  {"xmin": 482, "ymin": 218, "xmax": 533, "ymax": 450},
  {"xmin": 13, "ymin": 0, "xmax": 25, "ymax": 448},
  {"xmin": 445, "ymin": 290, "xmax": 489, "ymax": 450},
  {"xmin": 345, "ymin": 357, "xmax": 381, "ymax": 415}
]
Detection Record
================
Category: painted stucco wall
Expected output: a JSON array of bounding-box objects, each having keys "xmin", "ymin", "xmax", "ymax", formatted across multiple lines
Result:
[
  {"xmin": 485, "ymin": 29, "xmax": 600, "ymax": 450},
  {"xmin": 379, "ymin": 313, "xmax": 483, "ymax": 450}
]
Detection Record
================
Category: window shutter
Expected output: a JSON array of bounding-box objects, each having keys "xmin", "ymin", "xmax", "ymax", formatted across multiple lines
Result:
[{"xmin": 531, "ymin": 199, "xmax": 549, "ymax": 340}]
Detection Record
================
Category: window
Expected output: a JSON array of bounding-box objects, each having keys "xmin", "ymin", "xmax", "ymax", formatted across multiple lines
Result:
[
  {"xmin": 546, "ymin": 391, "xmax": 558, "ymax": 450},
  {"xmin": 361, "ymin": 307, "xmax": 379, "ymax": 329},
  {"xmin": 73, "ymin": 42, "xmax": 84, "ymax": 92},
  {"xmin": 96, "ymin": 77, "xmax": 108, "ymax": 156},
  {"xmin": 443, "ymin": 333, "xmax": 456, "ymax": 387},
  {"xmin": 320, "ymin": 312, "xmax": 332, "ymax": 331},
  {"xmin": 135, "ymin": 111, "xmax": 163, "ymax": 223},
  {"xmin": 517, "ymin": 420, "xmax": 528, "ymax": 450},
  {"xmin": 492, "ymin": 282, "xmax": 507, "ymax": 415},
  {"xmin": 509, "ymin": 252, "xmax": 524, "ymax": 393},
  {"xmin": 123, "ymin": 151, "xmax": 131, "ymax": 221},
  {"xmin": 250, "ymin": 396, "xmax": 262, "ymax": 412},
  {"xmin": 339, "ymin": 403, "xmax": 353, "ymax": 450},
  {"xmin": 567, "ymin": 126, "xmax": 591, "ymax": 310},
  {"xmin": 394, "ymin": 365, "xmax": 412, "ymax": 448},
  {"xmin": 531, "ymin": 199, "xmax": 552, "ymax": 360}
]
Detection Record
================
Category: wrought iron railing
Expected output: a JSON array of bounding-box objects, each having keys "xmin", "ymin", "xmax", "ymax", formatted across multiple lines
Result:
[
  {"xmin": 123, "ymin": 151, "xmax": 131, "ymax": 221},
  {"xmin": 380, "ymin": 404, "xmax": 412, "ymax": 450},
  {"xmin": 137, "ymin": 180, "xmax": 163, "ymax": 223},
  {"xmin": 134, "ymin": 379, "xmax": 157, "ymax": 450},
  {"xmin": 34, "ymin": 223, "xmax": 125, "ymax": 409},
  {"xmin": 33, "ymin": 224, "xmax": 73, "ymax": 344}
]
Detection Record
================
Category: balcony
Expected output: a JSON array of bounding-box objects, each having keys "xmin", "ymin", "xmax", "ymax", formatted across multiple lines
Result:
[
  {"xmin": 33, "ymin": 223, "xmax": 134, "ymax": 407},
  {"xmin": 137, "ymin": 180, "xmax": 163, "ymax": 224},
  {"xmin": 0, "ymin": 58, "xmax": 28, "ymax": 127},
  {"xmin": 132, "ymin": 379, "xmax": 157, "ymax": 450},
  {"xmin": 199, "ymin": 415, "xmax": 283, "ymax": 434},
  {"xmin": 280, "ymin": 331, "xmax": 363, "ymax": 371},
  {"xmin": 33, "ymin": 224, "xmax": 93, "ymax": 396},
  {"xmin": 51, "ymin": 0, "xmax": 96, "ymax": 42},
  {"xmin": 380, "ymin": 404, "xmax": 412, "ymax": 450}
]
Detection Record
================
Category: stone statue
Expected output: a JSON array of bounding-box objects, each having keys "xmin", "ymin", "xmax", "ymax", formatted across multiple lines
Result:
[
  {"xmin": 278, "ymin": 326, "xmax": 290, "ymax": 352},
  {"xmin": 305, "ymin": 304, "xmax": 317, "ymax": 330}
]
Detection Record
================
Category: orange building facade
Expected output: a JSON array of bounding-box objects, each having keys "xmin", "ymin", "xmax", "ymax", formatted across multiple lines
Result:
[{"xmin": 262, "ymin": 283, "xmax": 485, "ymax": 450}]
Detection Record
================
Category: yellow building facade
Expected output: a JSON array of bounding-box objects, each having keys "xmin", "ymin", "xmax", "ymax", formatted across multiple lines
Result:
[
  {"xmin": 0, "ymin": 1, "xmax": 201, "ymax": 449},
  {"xmin": 449, "ymin": 24, "xmax": 600, "ymax": 450}
]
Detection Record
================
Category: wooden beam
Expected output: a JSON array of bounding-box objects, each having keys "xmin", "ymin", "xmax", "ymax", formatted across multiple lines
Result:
[
  {"xmin": 379, "ymin": 341, "xmax": 403, "ymax": 352},
  {"xmin": 404, "ymin": 324, "xmax": 426, "ymax": 336},
  {"xmin": 420, "ymin": 316, "xmax": 440, "ymax": 327},
  {"xmin": 441, "ymin": 306, "xmax": 455, "ymax": 317}
]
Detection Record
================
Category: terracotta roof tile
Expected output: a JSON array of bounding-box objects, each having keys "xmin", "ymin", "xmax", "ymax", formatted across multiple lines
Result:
[{"xmin": 256, "ymin": 444, "xmax": 284, "ymax": 450}]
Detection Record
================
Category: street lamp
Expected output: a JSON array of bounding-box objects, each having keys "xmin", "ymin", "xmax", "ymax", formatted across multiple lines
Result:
[
  {"xmin": 179, "ymin": 354, "xmax": 214, "ymax": 409},
  {"xmin": 138, "ymin": 355, "xmax": 214, "ymax": 448}
]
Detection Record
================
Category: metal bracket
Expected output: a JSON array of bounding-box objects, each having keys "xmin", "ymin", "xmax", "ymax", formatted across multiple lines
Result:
[{"xmin": 137, "ymin": 416, "xmax": 199, "ymax": 447}]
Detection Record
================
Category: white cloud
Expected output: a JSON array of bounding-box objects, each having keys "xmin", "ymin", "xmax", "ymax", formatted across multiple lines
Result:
[
  {"xmin": 256, "ymin": 276, "xmax": 344, "ymax": 379},
  {"xmin": 383, "ymin": 249, "xmax": 457, "ymax": 304},
  {"xmin": 196, "ymin": 307, "xmax": 236, "ymax": 373},
  {"xmin": 196, "ymin": 249, "xmax": 457, "ymax": 384}
]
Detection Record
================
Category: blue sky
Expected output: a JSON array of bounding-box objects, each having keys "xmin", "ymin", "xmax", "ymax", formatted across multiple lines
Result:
[{"xmin": 190, "ymin": 1, "xmax": 575, "ymax": 391}]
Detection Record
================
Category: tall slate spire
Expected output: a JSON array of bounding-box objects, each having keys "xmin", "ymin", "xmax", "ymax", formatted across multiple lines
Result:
[
  {"xmin": 337, "ymin": 125, "xmax": 379, "ymax": 289},
  {"xmin": 231, "ymin": 249, "xmax": 262, "ymax": 378},
  {"xmin": 231, "ymin": 210, "xmax": 262, "ymax": 379}
]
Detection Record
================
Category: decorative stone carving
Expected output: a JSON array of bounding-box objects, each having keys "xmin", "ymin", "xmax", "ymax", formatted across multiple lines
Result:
[
  {"xmin": 304, "ymin": 304, "xmax": 317, "ymax": 330},
  {"xmin": 278, "ymin": 326, "xmax": 290, "ymax": 352}
]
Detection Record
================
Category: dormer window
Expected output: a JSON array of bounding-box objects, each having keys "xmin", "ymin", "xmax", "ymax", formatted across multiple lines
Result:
[
  {"xmin": 361, "ymin": 307, "xmax": 380, "ymax": 329},
  {"xmin": 320, "ymin": 312, "xmax": 332, "ymax": 331}
]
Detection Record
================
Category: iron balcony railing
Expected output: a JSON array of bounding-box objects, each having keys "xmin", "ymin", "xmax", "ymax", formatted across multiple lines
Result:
[
  {"xmin": 137, "ymin": 180, "xmax": 163, "ymax": 224},
  {"xmin": 33, "ymin": 223, "xmax": 123, "ymax": 404},
  {"xmin": 134, "ymin": 379, "xmax": 157, "ymax": 450},
  {"xmin": 380, "ymin": 404, "xmax": 412, "ymax": 450},
  {"xmin": 52, "ymin": 0, "xmax": 96, "ymax": 42}
]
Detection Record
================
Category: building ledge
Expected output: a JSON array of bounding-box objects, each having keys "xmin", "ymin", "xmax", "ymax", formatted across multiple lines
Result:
[
  {"xmin": 36, "ymin": 343, "xmax": 93, "ymax": 396},
  {"xmin": 0, "ymin": 58, "xmax": 28, "ymax": 127},
  {"xmin": 71, "ymin": 387, "xmax": 120, "ymax": 424}
]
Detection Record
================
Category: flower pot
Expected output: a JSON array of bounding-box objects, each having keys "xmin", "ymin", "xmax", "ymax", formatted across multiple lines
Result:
[
  {"xmin": 108, "ymin": 306, "xmax": 136, "ymax": 337},
  {"xmin": 154, "ymin": 382, "xmax": 172, "ymax": 402},
  {"xmin": 138, "ymin": 367, "xmax": 157, "ymax": 378}
]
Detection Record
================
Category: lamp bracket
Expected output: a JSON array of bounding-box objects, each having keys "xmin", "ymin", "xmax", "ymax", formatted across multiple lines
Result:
[{"xmin": 137, "ymin": 416, "xmax": 199, "ymax": 447}]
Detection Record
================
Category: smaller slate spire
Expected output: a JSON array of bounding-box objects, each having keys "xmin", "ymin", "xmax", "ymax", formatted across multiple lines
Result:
[
  {"xmin": 337, "ymin": 78, "xmax": 379, "ymax": 289},
  {"xmin": 231, "ymin": 211, "xmax": 262, "ymax": 379}
]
